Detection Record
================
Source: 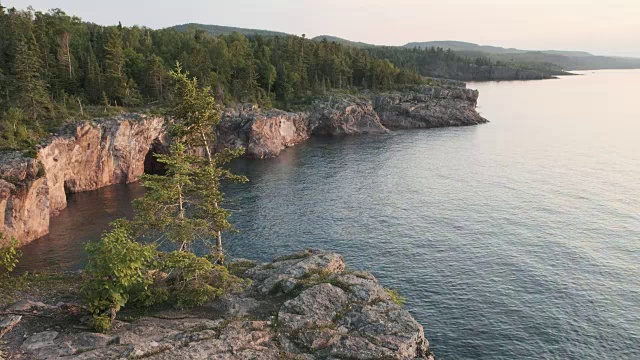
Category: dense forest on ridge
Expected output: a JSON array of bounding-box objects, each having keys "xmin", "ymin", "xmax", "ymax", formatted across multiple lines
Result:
[
  {"xmin": 0, "ymin": 6, "xmax": 436, "ymax": 150},
  {"xmin": 0, "ymin": 5, "xmax": 544, "ymax": 151}
]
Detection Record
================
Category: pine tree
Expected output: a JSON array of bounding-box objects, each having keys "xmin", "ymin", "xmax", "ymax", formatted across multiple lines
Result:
[
  {"xmin": 57, "ymin": 31, "xmax": 73, "ymax": 78},
  {"xmin": 103, "ymin": 28, "xmax": 127, "ymax": 104},
  {"xmin": 147, "ymin": 54, "xmax": 166, "ymax": 100},
  {"xmin": 14, "ymin": 34, "xmax": 53, "ymax": 122},
  {"xmin": 133, "ymin": 64, "xmax": 246, "ymax": 262},
  {"xmin": 84, "ymin": 43, "xmax": 103, "ymax": 103}
]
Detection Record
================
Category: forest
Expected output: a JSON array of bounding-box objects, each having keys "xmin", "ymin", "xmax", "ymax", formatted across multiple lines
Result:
[
  {"xmin": 0, "ymin": 5, "xmax": 526, "ymax": 151},
  {"xmin": 0, "ymin": 6, "xmax": 437, "ymax": 150}
]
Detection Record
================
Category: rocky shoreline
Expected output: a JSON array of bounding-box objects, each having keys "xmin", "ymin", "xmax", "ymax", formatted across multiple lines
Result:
[
  {"xmin": 1, "ymin": 83, "xmax": 486, "ymax": 246},
  {"xmin": 0, "ymin": 250, "xmax": 435, "ymax": 359}
]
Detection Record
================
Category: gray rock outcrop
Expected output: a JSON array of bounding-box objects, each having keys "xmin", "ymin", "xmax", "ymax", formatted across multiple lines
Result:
[
  {"xmin": 373, "ymin": 86, "xmax": 487, "ymax": 129},
  {"xmin": 218, "ymin": 83, "xmax": 485, "ymax": 158},
  {"xmin": 308, "ymin": 96, "xmax": 389, "ymax": 136},
  {"xmin": 1, "ymin": 251, "xmax": 435, "ymax": 359}
]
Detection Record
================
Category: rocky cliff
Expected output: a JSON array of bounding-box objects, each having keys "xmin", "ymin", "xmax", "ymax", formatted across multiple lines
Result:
[
  {"xmin": 2, "ymin": 85, "xmax": 486, "ymax": 245},
  {"xmin": 0, "ymin": 114, "xmax": 165, "ymax": 245},
  {"xmin": 219, "ymin": 83, "xmax": 486, "ymax": 158},
  {"xmin": 0, "ymin": 250, "xmax": 435, "ymax": 359},
  {"xmin": 373, "ymin": 86, "xmax": 486, "ymax": 129},
  {"xmin": 0, "ymin": 153, "xmax": 48, "ymax": 244},
  {"xmin": 217, "ymin": 105, "xmax": 309, "ymax": 159}
]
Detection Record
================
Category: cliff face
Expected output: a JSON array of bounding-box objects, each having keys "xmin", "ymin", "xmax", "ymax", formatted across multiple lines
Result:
[
  {"xmin": 2, "ymin": 84, "xmax": 486, "ymax": 245},
  {"xmin": 0, "ymin": 114, "xmax": 165, "ymax": 245},
  {"xmin": 1, "ymin": 251, "xmax": 435, "ymax": 359},
  {"xmin": 219, "ymin": 83, "xmax": 486, "ymax": 158},
  {"xmin": 374, "ymin": 86, "xmax": 487, "ymax": 129},
  {"xmin": 217, "ymin": 106, "xmax": 309, "ymax": 159},
  {"xmin": 39, "ymin": 115, "xmax": 165, "ymax": 214},
  {"xmin": 0, "ymin": 154, "xmax": 48, "ymax": 244},
  {"xmin": 308, "ymin": 96, "xmax": 389, "ymax": 136}
]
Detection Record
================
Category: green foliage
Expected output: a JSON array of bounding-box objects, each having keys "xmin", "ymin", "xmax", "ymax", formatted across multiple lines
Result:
[
  {"xmin": 81, "ymin": 220, "xmax": 157, "ymax": 332},
  {"xmin": 159, "ymin": 251, "xmax": 224, "ymax": 309},
  {"xmin": 89, "ymin": 314, "xmax": 113, "ymax": 334},
  {"xmin": 13, "ymin": 34, "xmax": 54, "ymax": 122},
  {"xmin": 103, "ymin": 28, "xmax": 128, "ymax": 106},
  {"xmin": 0, "ymin": 107, "xmax": 42, "ymax": 150},
  {"xmin": 385, "ymin": 288, "xmax": 406, "ymax": 306},
  {"xmin": 227, "ymin": 259, "xmax": 257, "ymax": 277},
  {"xmin": 134, "ymin": 65, "xmax": 247, "ymax": 261},
  {"xmin": 82, "ymin": 65, "xmax": 249, "ymax": 332},
  {"xmin": 0, "ymin": 234, "xmax": 22, "ymax": 275},
  {"xmin": 0, "ymin": 5, "xmax": 431, "ymax": 150}
]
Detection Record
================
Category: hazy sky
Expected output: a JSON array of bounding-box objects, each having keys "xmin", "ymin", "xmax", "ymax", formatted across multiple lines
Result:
[{"xmin": 4, "ymin": 0, "xmax": 640, "ymax": 57}]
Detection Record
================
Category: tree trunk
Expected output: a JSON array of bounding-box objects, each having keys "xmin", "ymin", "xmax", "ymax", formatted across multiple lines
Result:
[
  {"xmin": 215, "ymin": 227, "xmax": 223, "ymax": 264},
  {"xmin": 200, "ymin": 130, "xmax": 223, "ymax": 264}
]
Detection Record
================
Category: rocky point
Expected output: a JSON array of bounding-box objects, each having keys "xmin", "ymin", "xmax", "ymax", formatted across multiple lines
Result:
[{"xmin": 0, "ymin": 250, "xmax": 435, "ymax": 359}]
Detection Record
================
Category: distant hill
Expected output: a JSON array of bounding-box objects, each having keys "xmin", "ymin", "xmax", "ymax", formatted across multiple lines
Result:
[
  {"xmin": 169, "ymin": 23, "xmax": 289, "ymax": 37},
  {"xmin": 312, "ymin": 35, "xmax": 376, "ymax": 48},
  {"xmin": 403, "ymin": 41, "xmax": 640, "ymax": 70},
  {"xmin": 405, "ymin": 41, "xmax": 593, "ymax": 57},
  {"xmin": 405, "ymin": 41, "xmax": 527, "ymax": 55},
  {"xmin": 169, "ymin": 23, "xmax": 640, "ymax": 72}
]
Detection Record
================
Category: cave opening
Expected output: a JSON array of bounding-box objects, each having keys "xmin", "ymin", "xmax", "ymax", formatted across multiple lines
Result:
[{"xmin": 144, "ymin": 140, "xmax": 167, "ymax": 175}]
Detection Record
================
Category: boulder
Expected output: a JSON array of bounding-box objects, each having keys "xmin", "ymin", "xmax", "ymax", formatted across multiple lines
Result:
[
  {"xmin": 245, "ymin": 250, "xmax": 346, "ymax": 295},
  {"xmin": 21, "ymin": 330, "xmax": 59, "ymax": 351}
]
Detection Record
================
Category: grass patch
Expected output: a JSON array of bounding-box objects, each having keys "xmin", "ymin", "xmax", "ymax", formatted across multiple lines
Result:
[
  {"xmin": 294, "ymin": 268, "xmax": 352, "ymax": 293},
  {"xmin": 272, "ymin": 251, "xmax": 312, "ymax": 262},
  {"xmin": 226, "ymin": 259, "xmax": 257, "ymax": 277},
  {"xmin": 0, "ymin": 272, "xmax": 82, "ymax": 308},
  {"xmin": 384, "ymin": 288, "xmax": 406, "ymax": 307}
]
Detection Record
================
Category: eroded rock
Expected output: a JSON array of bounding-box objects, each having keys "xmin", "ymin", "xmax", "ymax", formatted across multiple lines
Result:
[
  {"xmin": 218, "ymin": 105, "xmax": 309, "ymax": 159},
  {"xmin": 308, "ymin": 96, "xmax": 389, "ymax": 136},
  {"xmin": 0, "ymin": 114, "xmax": 165, "ymax": 245},
  {"xmin": 374, "ymin": 85, "xmax": 487, "ymax": 129},
  {"xmin": 245, "ymin": 250, "xmax": 346, "ymax": 294},
  {"xmin": 7, "ymin": 251, "xmax": 434, "ymax": 359}
]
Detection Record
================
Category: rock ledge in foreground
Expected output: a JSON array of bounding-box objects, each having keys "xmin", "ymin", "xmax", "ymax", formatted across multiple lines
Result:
[{"xmin": 1, "ymin": 250, "xmax": 435, "ymax": 359}]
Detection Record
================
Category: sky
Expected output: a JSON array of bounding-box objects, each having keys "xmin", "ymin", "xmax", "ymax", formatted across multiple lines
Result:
[{"xmin": 4, "ymin": 0, "xmax": 640, "ymax": 57}]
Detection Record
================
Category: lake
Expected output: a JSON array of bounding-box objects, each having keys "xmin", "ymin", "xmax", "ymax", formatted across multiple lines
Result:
[{"xmin": 18, "ymin": 70, "xmax": 640, "ymax": 359}]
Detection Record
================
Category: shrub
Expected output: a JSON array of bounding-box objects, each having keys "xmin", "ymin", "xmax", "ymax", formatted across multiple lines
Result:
[
  {"xmin": 82, "ymin": 221, "xmax": 157, "ymax": 332},
  {"xmin": 226, "ymin": 259, "xmax": 257, "ymax": 277},
  {"xmin": 0, "ymin": 234, "xmax": 22, "ymax": 275},
  {"xmin": 160, "ymin": 251, "xmax": 224, "ymax": 309},
  {"xmin": 385, "ymin": 288, "xmax": 406, "ymax": 306},
  {"xmin": 0, "ymin": 108, "xmax": 43, "ymax": 151}
]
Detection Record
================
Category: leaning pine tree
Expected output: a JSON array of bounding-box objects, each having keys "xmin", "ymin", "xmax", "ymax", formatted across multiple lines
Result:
[
  {"xmin": 82, "ymin": 63, "xmax": 247, "ymax": 332},
  {"xmin": 133, "ymin": 63, "xmax": 247, "ymax": 262}
]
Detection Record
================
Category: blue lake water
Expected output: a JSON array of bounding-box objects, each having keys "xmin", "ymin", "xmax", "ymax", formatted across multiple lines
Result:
[{"xmin": 18, "ymin": 70, "xmax": 640, "ymax": 359}]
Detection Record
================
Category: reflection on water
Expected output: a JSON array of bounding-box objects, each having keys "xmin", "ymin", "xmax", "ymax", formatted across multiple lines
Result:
[{"xmin": 16, "ymin": 183, "xmax": 145, "ymax": 273}]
